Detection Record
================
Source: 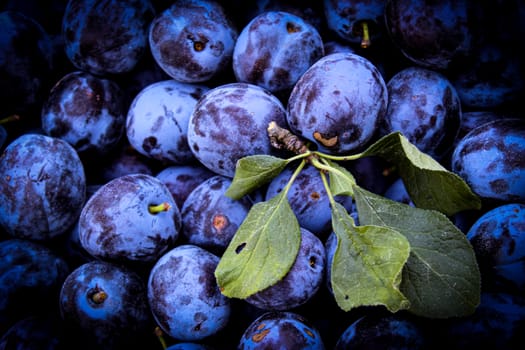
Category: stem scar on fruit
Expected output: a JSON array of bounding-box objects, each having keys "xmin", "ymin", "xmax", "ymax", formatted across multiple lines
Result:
[{"xmin": 313, "ymin": 131, "xmax": 338, "ymax": 148}]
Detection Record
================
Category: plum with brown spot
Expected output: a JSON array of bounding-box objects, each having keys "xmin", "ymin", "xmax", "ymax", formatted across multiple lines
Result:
[
  {"xmin": 238, "ymin": 311, "xmax": 325, "ymax": 349},
  {"xmin": 181, "ymin": 175, "xmax": 255, "ymax": 255}
]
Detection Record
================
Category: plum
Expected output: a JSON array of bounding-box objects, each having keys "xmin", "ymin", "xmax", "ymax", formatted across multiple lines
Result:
[
  {"xmin": 41, "ymin": 70, "xmax": 126, "ymax": 155},
  {"xmin": 265, "ymin": 164, "xmax": 355, "ymax": 238},
  {"xmin": 451, "ymin": 118, "xmax": 525, "ymax": 203},
  {"xmin": 0, "ymin": 315, "xmax": 68, "ymax": 350},
  {"xmin": 380, "ymin": 66, "xmax": 462, "ymax": 160},
  {"xmin": 181, "ymin": 175, "xmax": 255, "ymax": 255},
  {"xmin": 384, "ymin": 0, "xmax": 472, "ymax": 70},
  {"xmin": 0, "ymin": 133, "xmax": 86, "ymax": 241},
  {"xmin": 59, "ymin": 260, "xmax": 153, "ymax": 349},
  {"xmin": 238, "ymin": 311, "xmax": 325, "ymax": 349},
  {"xmin": 232, "ymin": 10, "xmax": 324, "ymax": 94},
  {"xmin": 0, "ymin": 239, "xmax": 70, "ymax": 335},
  {"xmin": 148, "ymin": 0, "xmax": 238, "ymax": 83},
  {"xmin": 126, "ymin": 80, "xmax": 209, "ymax": 164},
  {"xmin": 466, "ymin": 203, "xmax": 525, "ymax": 294},
  {"xmin": 444, "ymin": 292, "xmax": 525, "ymax": 348},
  {"xmin": 323, "ymin": 0, "xmax": 385, "ymax": 48},
  {"xmin": 0, "ymin": 10, "xmax": 55, "ymax": 123},
  {"xmin": 334, "ymin": 313, "xmax": 427, "ymax": 349},
  {"xmin": 78, "ymin": 173, "xmax": 181, "ymax": 265},
  {"xmin": 62, "ymin": 0, "xmax": 155, "ymax": 75},
  {"xmin": 155, "ymin": 163, "xmax": 215, "ymax": 210},
  {"xmin": 286, "ymin": 52, "xmax": 388, "ymax": 154},
  {"xmin": 187, "ymin": 82, "xmax": 288, "ymax": 178},
  {"xmin": 245, "ymin": 227, "xmax": 325, "ymax": 311},
  {"xmin": 147, "ymin": 244, "xmax": 231, "ymax": 341}
]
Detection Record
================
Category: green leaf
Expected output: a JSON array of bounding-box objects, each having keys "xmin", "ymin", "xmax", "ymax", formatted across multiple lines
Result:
[
  {"xmin": 361, "ymin": 132, "xmax": 481, "ymax": 216},
  {"xmin": 215, "ymin": 191, "xmax": 301, "ymax": 299},
  {"xmin": 323, "ymin": 159, "xmax": 357, "ymax": 197},
  {"xmin": 330, "ymin": 202, "xmax": 411, "ymax": 313},
  {"xmin": 225, "ymin": 155, "xmax": 288, "ymax": 200},
  {"xmin": 353, "ymin": 186, "xmax": 481, "ymax": 318}
]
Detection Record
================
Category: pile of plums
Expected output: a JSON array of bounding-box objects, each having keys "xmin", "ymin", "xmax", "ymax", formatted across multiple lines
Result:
[{"xmin": 1, "ymin": 0, "xmax": 524, "ymax": 349}]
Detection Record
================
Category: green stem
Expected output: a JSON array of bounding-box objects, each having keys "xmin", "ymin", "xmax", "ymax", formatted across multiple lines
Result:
[
  {"xmin": 154, "ymin": 326, "xmax": 168, "ymax": 350},
  {"xmin": 313, "ymin": 151, "xmax": 363, "ymax": 162},
  {"xmin": 281, "ymin": 159, "xmax": 307, "ymax": 197},
  {"xmin": 149, "ymin": 202, "xmax": 171, "ymax": 214},
  {"xmin": 0, "ymin": 114, "xmax": 21, "ymax": 125}
]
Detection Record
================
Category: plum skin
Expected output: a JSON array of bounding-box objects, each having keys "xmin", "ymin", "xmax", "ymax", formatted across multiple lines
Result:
[
  {"xmin": 58, "ymin": 260, "xmax": 152, "ymax": 349},
  {"xmin": 466, "ymin": 203, "xmax": 525, "ymax": 294},
  {"xmin": 287, "ymin": 52, "xmax": 388, "ymax": 154},
  {"xmin": 451, "ymin": 119, "xmax": 525, "ymax": 203},
  {"xmin": 41, "ymin": 70, "xmax": 127, "ymax": 155},
  {"xmin": 148, "ymin": 0, "xmax": 238, "ymax": 83},
  {"xmin": 126, "ymin": 80, "xmax": 209, "ymax": 164},
  {"xmin": 78, "ymin": 173, "xmax": 181, "ymax": 265},
  {"xmin": 232, "ymin": 10, "xmax": 324, "ymax": 94},
  {"xmin": 147, "ymin": 244, "xmax": 231, "ymax": 342},
  {"xmin": 245, "ymin": 227, "xmax": 326, "ymax": 311},
  {"xmin": 187, "ymin": 82, "xmax": 288, "ymax": 178},
  {"xmin": 0, "ymin": 133, "xmax": 86, "ymax": 240}
]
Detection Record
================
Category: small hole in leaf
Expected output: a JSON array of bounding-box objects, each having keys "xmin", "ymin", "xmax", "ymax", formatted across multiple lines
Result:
[
  {"xmin": 345, "ymin": 295, "xmax": 349, "ymax": 300},
  {"xmin": 235, "ymin": 242, "xmax": 247, "ymax": 254}
]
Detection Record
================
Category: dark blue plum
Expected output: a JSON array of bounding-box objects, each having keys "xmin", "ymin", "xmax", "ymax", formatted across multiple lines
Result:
[
  {"xmin": 148, "ymin": 0, "xmax": 238, "ymax": 83},
  {"xmin": 265, "ymin": 164, "xmax": 355, "ymax": 238},
  {"xmin": 444, "ymin": 291, "xmax": 525, "ymax": 348},
  {"xmin": 147, "ymin": 244, "xmax": 231, "ymax": 341},
  {"xmin": 0, "ymin": 239, "xmax": 70, "ymax": 335},
  {"xmin": 126, "ymin": 80, "xmax": 209, "ymax": 164},
  {"xmin": 232, "ymin": 10, "xmax": 324, "ymax": 94},
  {"xmin": 181, "ymin": 175, "xmax": 255, "ymax": 255},
  {"xmin": 466, "ymin": 203, "xmax": 525, "ymax": 294},
  {"xmin": 62, "ymin": 0, "xmax": 155, "ymax": 75},
  {"xmin": 0, "ymin": 315, "xmax": 68, "ymax": 350},
  {"xmin": 0, "ymin": 125, "xmax": 6, "ymax": 150},
  {"xmin": 59, "ymin": 260, "xmax": 153, "ymax": 350},
  {"xmin": 451, "ymin": 118, "xmax": 525, "ymax": 203},
  {"xmin": 0, "ymin": 133, "xmax": 86, "ymax": 241},
  {"xmin": 78, "ymin": 174, "xmax": 181, "ymax": 265},
  {"xmin": 187, "ymin": 82, "xmax": 288, "ymax": 178},
  {"xmin": 156, "ymin": 164, "xmax": 215, "ymax": 210},
  {"xmin": 450, "ymin": 43, "xmax": 524, "ymax": 110},
  {"xmin": 334, "ymin": 313, "xmax": 427, "ymax": 349},
  {"xmin": 0, "ymin": 10, "xmax": 55, "ymax": 122},
  {"xmin": 245, "ymin": 227, "xmax": 325, "ymax": 311},
  {"xmin": 324, "ymin": 0, "xmax": 385, "ymax": 48},
  {"xmin": 41, "ymin": 71, "xmax": 126, "ymax": 155},
  {"xmin": 286, "ymin": 52, "xmax": 388, "ymax": 154},
  {"xmin": 383, "ymin": 178, "xmax": 414, "ymax": 207},
  {"xmin": 384, "ymin": 0, "xmax": 472, "ymax": 70},
  {"xmin": 238, "ymin": 311, "xmax": 325, "ymax": 349},
  {"xmin": 96, "ymin": 140, "xmax": 158, "ymax": 183},
  {"xmin": 454, "ymin": 111, "xmax": 504, "ymax": 148},
  {"xmin": 380, "ymin": 66, "xmax": 462, "ymax": 160}
]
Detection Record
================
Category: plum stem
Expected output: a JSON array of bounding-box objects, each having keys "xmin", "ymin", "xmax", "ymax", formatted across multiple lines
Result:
[
  {"xmin": 91, "ymin": 290, "xmax": 107, "ymax": 304},
  {"xmin": 267, "ymin": 121, "xmax": 309, "ymax": 154},
  {"xmin": 0, "ymin": 114, "xmax": 21, "ymax": 125},
  {"xmin": 361, "ymin": 21, "xmax": 371, "ymax": 48},
  {"xmin": 149, "ymin": 202, "xmax": 171, "ymax": 214},
  {"xmin": 154, "ymin": 326, "xmax": 168, "ymax": 350}
]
